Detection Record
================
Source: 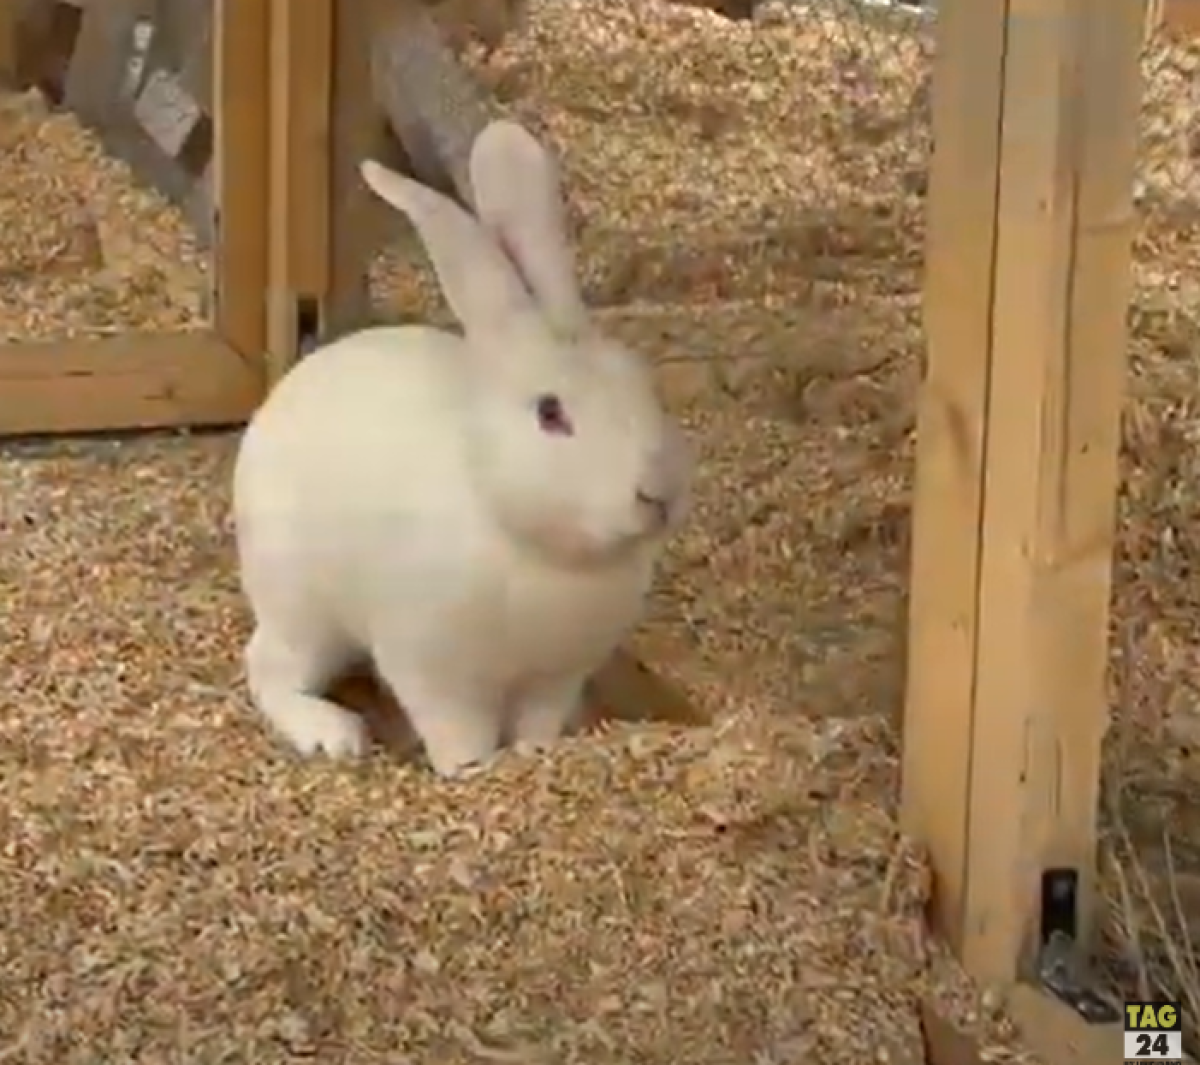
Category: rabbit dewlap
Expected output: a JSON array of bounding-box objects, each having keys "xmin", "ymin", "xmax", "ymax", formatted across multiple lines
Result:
[{"xmin": 232, "ymin": 120, "xmax": 692, "ymax": 778}]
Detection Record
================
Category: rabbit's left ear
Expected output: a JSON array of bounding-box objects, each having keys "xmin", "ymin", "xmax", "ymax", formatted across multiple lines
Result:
[
  {"xmin": 469, "ymin": 120, "xmax": 590, "ymax": 339},
  {"xmin": 360, "ymin": 159, "xmax": 537, "ymax": 334}
]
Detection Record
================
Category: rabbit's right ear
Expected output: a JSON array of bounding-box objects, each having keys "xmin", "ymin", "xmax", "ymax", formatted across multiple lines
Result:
[
  {"xmin": 468, "ymin": 120, "xmax": 590, "ymax": 340},
  {"xmin": 360, "ymin": 159, "xmax": 535, "ymax": 333}
]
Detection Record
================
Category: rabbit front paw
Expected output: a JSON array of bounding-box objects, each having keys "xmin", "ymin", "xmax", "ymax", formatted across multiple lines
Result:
[
  {"xmin": 245, "ymin": 628, "xmax": 369, "ymax": 760},
  {"xmin": 277, "ymin": 701, "xmax": 371, "ymax": 759},
  {"xmin": 510, "ymin": 679, "xmax": 585, "ymax": 748}
]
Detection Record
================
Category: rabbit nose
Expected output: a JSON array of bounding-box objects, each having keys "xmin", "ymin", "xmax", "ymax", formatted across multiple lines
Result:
[{"xmin": 636, "ymin": 490, "xmax": 670, "ymax": 525}]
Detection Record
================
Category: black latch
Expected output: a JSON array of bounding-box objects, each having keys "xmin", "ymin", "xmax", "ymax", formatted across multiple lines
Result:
[
  {"xmin": 1036, "ymin": 868, "xmax": 1120, "ymax": 1023},
  {"xmin": 297, "ymin": 296, "xmax": 322, "ymax": 357}
]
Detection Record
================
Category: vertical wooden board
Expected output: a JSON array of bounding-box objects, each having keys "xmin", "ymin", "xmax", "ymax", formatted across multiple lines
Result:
[
  {"xmin": 0, "ymin": 0, "xmax": 16, "ymax": 85},
  {"xmin": 1007, "ymin": 985, "xmax": 1124, "ymax": 1065},
  {"xmin": 266, "ymin": 0, "xmax": 333, "ymax": 383},
  {"xmin": 905, "ymin": 0, "xmax": 1140, "ymax": 986},
  {"xmin": 325, "ymin": 0, "xmax": 399, "ymax": 340},
  {"xmin": 212, "ymin": 0, "xmax": 269, "ymax": 368},
  {"xmin": 962, "ymin": 0, "xmax": 1083, "ymax": 982},
  {"xmin": 961, "ymin": 0, "xmax": 1140, "ymax": 982},
  {"xmin": 1037, "ymin": 0, "xmax": 1142, "ymax": 938},
  {"xmin": 282, "ymin": 1, "xmax": 332, "ymax": 298},
  {"xmin": 900, "ymin": 0, "xmax": 1009, "ymax": 947}
]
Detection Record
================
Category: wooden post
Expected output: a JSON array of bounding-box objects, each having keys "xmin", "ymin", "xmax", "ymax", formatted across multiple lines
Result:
[
  {"xmin": 901, "ymin": 0, "xmax": 1141, "ymax": 995},
  {"xmin": 212, "ymin": 0, "xmax": 270, "ymax": 363},
  {"xmin": 0, "ymin": 0, "xmax": 16, "ymax": 86},
  {"xmin": 323, "ymin": 0, "xmax": 395, "ymax": 341},
  {"xmin": 266, "ymin": 0, "xmax": 333, "ymax": 383}
]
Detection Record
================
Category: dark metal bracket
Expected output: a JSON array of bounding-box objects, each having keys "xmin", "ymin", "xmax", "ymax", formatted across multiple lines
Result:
[
  {"xmin": 1035, "ymin": 868, "xmax": 1120, "ymax": 1023},
  {"xmin": 296, "ymin": 295, "xmax": 323, "ymax": 357}
]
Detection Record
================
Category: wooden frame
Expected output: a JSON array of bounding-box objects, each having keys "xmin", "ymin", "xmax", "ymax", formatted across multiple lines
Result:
[
  {"xmin": 263, "ymin": 0, "xmax": 392, "ymax": 367},
  {"xmin": 0, "ymin": 0, "xmax": 269, "ymax": 436},
  {"xmin": 903, "ymin": 0, "xmax": 1141, "ymax": 1057}
]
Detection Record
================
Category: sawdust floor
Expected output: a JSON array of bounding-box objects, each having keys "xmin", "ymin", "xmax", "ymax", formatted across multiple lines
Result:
[
  {"xmin": 3, "ymin": 1, "xmax": 1200, "ymax": 1061},
  {"xmin": 0, "ymin": 312, "xmax": 992, "ymax": 1065}
]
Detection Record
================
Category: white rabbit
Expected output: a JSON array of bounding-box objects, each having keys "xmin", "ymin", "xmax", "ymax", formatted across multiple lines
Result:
[{"xmin": 232, "ymin": 119, "xmax": 692, "ymax": 777}]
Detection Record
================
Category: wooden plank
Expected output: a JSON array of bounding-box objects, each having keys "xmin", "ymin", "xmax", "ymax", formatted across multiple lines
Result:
[
  {"xmin": 1042, "ymin": 0, "xmax": 1143, "ymax": 946},
  {"xmin": 0, "ymin": 331, "xmax": 262, "ymax": 436},
  {"xmin": 324, "ymin": 0, "xmax": 396, "ymax": 340},
  {"xmin": 900, "ymin": 0, "xmax": 1009, "ymax": 953},
  {"xmin": 921, "ymin": 989, "xmax": 1124, "ymax": 1065},
  {"xmin": 0, "ymin": 0, "xmax": 16, "ymax": 86},
  {"xmin": 266, "ymin": 0, "xmax": 333, "ymax": 383},
  {"xmin": 1007, "ymin": 986, "xmax": 1123, "ymax": 1065},
  {"xmin": 920, "ymin": 1001, "xmax": 986, "ymax": 1065},
  {"xmin": 212, "ymin": 0, "xmax": 269, "ymax": 361},
  {"xmin": 902, "ymin": 0, "xmax": 1141, "ymax": 985},
  {"xmin": 961, "ymin": 0, "xmax": 1087, "ymax": 984}
]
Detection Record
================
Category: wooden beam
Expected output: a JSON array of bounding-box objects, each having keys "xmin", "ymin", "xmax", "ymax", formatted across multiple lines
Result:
[
  {"xmin": 324, "ymin": 0, "xmax": 393, "ymax": 340},
  {"xmin": 921, "ymin": 988, "xmax": 1124, "ymax": 1065},
  {"xmin": 901, "ymin": 0, "xmax": 1009, "ymax": 962},
  {"xmin": 266, "ymin": 0, "xmax": 333, "ymax": 383},
  {"xmin": 1046, "ymin": 0, "xmax": 1144, "ymax": 945},
  {"xmin": 212, "ymin": 0, "xmax": 270, "ymax": 362},
  {"xmin": 0, "ymin": 0, "xmax": 16, "ymax": 86},
  {"xmin": 0, "ymin": 332, "xmax": 261, "ymax": 436},
  {"xmin": 902, "ymin": 0, "xmax": 1141, "ymax": 986},
  {"xmin": 1007, "ymin": 985, "xmax": 1124, "ymax": 1065}
]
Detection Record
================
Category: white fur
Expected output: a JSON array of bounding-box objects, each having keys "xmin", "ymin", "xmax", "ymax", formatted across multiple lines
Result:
[{"xmin": 233, "ymin": 121, "xmax": 691, "ymax": 776}]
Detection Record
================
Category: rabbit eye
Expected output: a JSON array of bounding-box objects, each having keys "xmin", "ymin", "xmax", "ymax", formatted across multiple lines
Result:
[{"xmin": 535, "ymin": 393, "xmax": 573, "ymax": 436}]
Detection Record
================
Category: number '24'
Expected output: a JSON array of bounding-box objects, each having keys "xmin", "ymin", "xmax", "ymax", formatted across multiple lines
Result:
[{"xmin": 1135, "ymin": 1032, "xmax": 1172, "ymax": 1057}]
